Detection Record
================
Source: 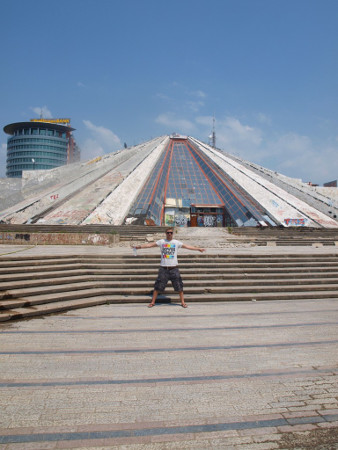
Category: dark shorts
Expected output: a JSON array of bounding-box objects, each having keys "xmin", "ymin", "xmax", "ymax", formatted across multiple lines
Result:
[{"xmin": 154, "ymin": 266, "xmax": 183, "ymax": 292}]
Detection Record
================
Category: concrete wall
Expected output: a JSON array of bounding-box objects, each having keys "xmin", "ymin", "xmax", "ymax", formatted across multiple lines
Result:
[{"xmin": 0, "ymin": 231, "xmax": 119, "ymax": 246}]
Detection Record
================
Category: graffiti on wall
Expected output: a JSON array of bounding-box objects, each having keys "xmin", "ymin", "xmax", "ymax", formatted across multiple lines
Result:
[
  {"xmin": 164, "ymin": 208, "xmax": 189, "ymax": 227},
  {"xmin": 284, "ymin": 218, "xmax": 308, "ymax": 227},
  {"xmin": 1, "ymin": 233, "xmax": 31, "ymax": 241},
  {"xmin": 197, "ymin": 215, "xmax": 216, "ymax": 227},
  {"xmin": 15, "ymin": 234, "xmax": 31, "ymax": 241},
  {"xmin": 175, "ymin": 214, "xmax": 188, "ymax": 227},
  {"xmin": 164, "ymin": 213, "xmax": 175, "ymax": 227},
  {"xmin": 204, "ymin": 215, "xmax": 216, "ymax": 227}
]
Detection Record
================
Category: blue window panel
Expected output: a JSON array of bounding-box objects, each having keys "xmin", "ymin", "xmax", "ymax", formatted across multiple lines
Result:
[
  {"xmin": 127, "ymin": 138, "xmax": 275, "ymax": 226},
  {"xmin": 165, "ymin": 142, "xmax": 222, "ymax": 207},
  {"xmin": 187, "ymin": 141, "xmax": 269, "ymax": 225}
]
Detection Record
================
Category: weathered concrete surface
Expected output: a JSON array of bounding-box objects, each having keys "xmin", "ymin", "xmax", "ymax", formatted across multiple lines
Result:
[
  {"xmin": 83, "ymin": 136, "xmax": 169, "ymax": 225},
  {"xmin": 221, "ymin": 152, "xmax": 338, "ymax": 221},
  {"xmin": 0, "ymin": 298, "xmax": 337, "ymax": 448},
  {"xmin": 0, "ymin": 178, "xmax": 23, "ymax": 211},
  {"xmin": 192, "ymin": 138, "xmax": 338, "ymax": 228},
  {"xmin": 0, "ymin": 231, "xmax": 119, "ymax": 246},
  {"xmin": 1, "ymin": 135, "xmax": 337, "ymax": 230},
  {"xmin": 0, "ymin": 137, "xmax": 165, "ymax": 225}
]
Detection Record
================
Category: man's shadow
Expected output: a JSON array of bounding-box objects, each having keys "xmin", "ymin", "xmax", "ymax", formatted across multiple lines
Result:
[{"xmin": 147, "ymin": 291, "xmax": 174, "ymax": 305}]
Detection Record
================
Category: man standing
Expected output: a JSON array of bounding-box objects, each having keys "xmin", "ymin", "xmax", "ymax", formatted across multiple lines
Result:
[{"xmin": 133, "ymin": 228, "xmax": 205, "ymax": 308}]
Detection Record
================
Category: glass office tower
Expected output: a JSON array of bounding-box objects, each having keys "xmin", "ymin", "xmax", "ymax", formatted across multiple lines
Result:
[{"xmin": 4, "ymin": 120, "xmax": 77, "ymax": 178}]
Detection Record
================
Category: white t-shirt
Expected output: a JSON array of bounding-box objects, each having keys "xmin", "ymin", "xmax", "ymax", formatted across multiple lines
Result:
[{"xmin": 156, "ymin": 239, "xmax": 183, "ymax": 267}]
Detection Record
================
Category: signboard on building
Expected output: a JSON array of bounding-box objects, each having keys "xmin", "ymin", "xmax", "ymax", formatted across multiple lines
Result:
[{"xmin": 30, "ymin": 118, "xmax": 70, "ymax": 124}]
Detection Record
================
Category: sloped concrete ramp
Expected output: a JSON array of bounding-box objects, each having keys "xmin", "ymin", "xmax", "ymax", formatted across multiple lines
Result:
[{"xmin": 1, "ymin": 135, "xmax": 337, "ymax": 228}]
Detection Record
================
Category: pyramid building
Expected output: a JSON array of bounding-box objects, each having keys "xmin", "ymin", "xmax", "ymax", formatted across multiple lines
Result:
[{"xmin": 0, "ymin": 135, "xmax": 337, "ymax": 228}]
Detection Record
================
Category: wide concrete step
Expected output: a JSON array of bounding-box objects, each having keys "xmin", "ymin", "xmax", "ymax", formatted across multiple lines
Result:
[
  {"xmin": 232, "ymin": 228, "xmax": 338, "ymax": 235},
  {"xmin": 1, "ymin": 260, "xmax": 338, "ymax": 275},
  {"xmin": 1, "ymin": 283, "xmax": 338, "ymax": 307},
  {"xmin": 1, "ymin": 266, "xmax": 338, "ymax": 283},
  {"xmin": 1, "ymin": 254, "xmax": 337, "ymax": 264},
  {"xmin": 1, "ymin": 271, "xmax": 338, "ymax": 288},
  {"xmin": 1, "ymin": 291, "xmax": 338, "ymax": 322},
  {"xmin": 2, "ymin": 252, "xmax": 338, "ymax": 260},
  {"xmin": 1, "ymin": 276, "xmax": 338, "ymax": 298},
  {"xmin": 223, "ymin": 238, "xmax": 337, "ymax": 246}
]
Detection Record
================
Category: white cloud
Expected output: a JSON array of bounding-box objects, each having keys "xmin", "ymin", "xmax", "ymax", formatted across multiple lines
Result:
[
  {"xmin": 82, "ymin": 120, "xmax": 121, "ymax": 160},
  {"xmin": 81, "ymin": 139, "xmax": 106, "ymax": 160},
  {"xmin": 156, "ymin": 85, "xmax": 207, "ymax": 113},
  {"xmin": 195, "ymin": 115, "xmax": 214, "ymax": 127},
  {"xmin": 271, "ymin": 133, "xmax": 312, "ymax": 159},
  {"xmin": 156, "ymin": 93, "xmax": 171, "ymax": 101},
  {"xmin": 77, "ymin": 81, "xmax": 86, "ymax": 88},
  {"xmin": 267, "ymin": 133, "xmax": 338, "ymax": 183},
  {"xmin": 155, "ymin": 113, "xmax": 195, "ymax": 133},
  {"xmin": 30, "ymin": 106, "xmax": 52, "ymax": 118},
  {"xmin": 190, "ymin": 90, "xmax": 206, "ymax": 98},
  {"xmin": 255, "ymin": 112, "xmax": 272, "ymax": 125},
  {"xmin": 212, "ymin": 118, "xmax": 337, "ymax": 183},
  {"xmin": 187, "ymin": 100, "xmax": 205, "ymax": 113},
  {"xmin": 223, "ymin": 117, "xmax": 262, "ymax": 145},
  {"xmin": 83, "ymin": 120, "xmax": 121, "ymax": 147},
  {"xmin": 156, "ymin": 92, "xmax": 205, "ymax": 113},
  {"xmin": 205, "ymin": 116, "xmax": 263, "ymax": 156}
]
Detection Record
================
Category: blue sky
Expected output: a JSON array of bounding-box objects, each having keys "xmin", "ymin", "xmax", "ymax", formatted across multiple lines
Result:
[{"xmin": 1, "ymin": 0, "xmax": 337, "ymax": 184}]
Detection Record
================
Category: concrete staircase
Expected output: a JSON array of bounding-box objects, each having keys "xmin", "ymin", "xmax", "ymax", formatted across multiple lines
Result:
[
  {"xmin": 230, "ymin": 227, "xmax": 338, "ymax": 247},
  {"xmin": 1, "ymin": 253, "xmax": 338, "ymax": 321}
]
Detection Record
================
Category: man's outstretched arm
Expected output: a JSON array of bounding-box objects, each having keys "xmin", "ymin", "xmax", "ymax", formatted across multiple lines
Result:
[
  {"xmin": 182, "ymin": 244, "xmax": 205, "ymax": 253},
  {"xmin": 133, "ymin": 242, "xmax": 158, "ymax": 250}
]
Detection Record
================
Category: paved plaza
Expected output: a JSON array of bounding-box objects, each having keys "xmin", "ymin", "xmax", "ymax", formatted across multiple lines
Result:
[{"xmin": 0, "ymin": 295, "xmax": 337, "ymax": 449}]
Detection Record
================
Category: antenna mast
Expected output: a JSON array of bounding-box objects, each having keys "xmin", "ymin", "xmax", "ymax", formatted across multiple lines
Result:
[{"xmin": 210, "ymin": 115, "xmax": 216, "ymax": 148}]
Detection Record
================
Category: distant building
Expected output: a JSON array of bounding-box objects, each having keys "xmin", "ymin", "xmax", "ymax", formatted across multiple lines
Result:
[
  {"xmin": 3, "ymin": 119, "xmax": 80, "ymax": 178},
  {"xmin": 324, "ymin": 180, "xmax": 337, "ymax": 188}
]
